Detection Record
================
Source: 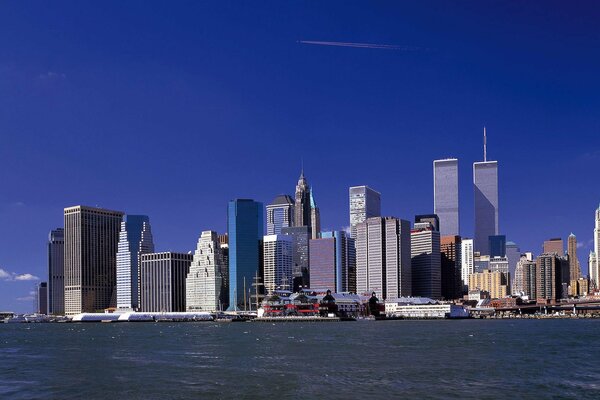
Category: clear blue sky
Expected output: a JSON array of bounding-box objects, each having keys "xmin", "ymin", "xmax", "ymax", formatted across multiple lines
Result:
[{"xmin": 1, "ymin": 1, "xmax": 599, "ymax": 312}]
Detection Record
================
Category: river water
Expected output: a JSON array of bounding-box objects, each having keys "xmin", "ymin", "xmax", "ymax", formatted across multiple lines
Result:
[{"xmin": 1, "ymin": 319, "xmax": 599, "ymax": 399}]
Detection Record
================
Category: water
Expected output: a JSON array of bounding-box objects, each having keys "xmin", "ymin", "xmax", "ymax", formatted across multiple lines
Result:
[{"xmin": 1, "ymin": 319, "xmax": 600, "ymax": 399}]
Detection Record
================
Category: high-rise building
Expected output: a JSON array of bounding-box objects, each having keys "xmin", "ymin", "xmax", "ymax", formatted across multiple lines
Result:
[
  {"xmin": 433, "ymin": 158, "xmax": 459, "ymax": 237},
  {"xmin": 356, "ymin": 217, "xmax": 411, "ymax": 300},
  {"xmin": 263, "ymin": 235, "xmax": 293, "ymax": 294},
  {"xmin": 473, "ymin": 128, "xmax": 499, "ymax": 255},
  {"xmin": 513, "ymin": 253, "xmax": 534, "ymax": 295},
  {"xmin": 228, "ymin": 199, "xmax": 264, "ymax": 310},
  {"xmin": 309, "ymin": 231, "xmax": 354, "ymax": 293},
  {"xmin": 349, "ymin": 186, "xmax": 381, "ymax": 239},
  {"xmin": 186, "ymin": 231, "xmax": 228, "ymax": 312},
  {"xmin": 116, "ymin": 215, "xmax": 154, "ymax": 310},
  {"xmin": 411, "ymin": 222, "xmax": 441, "ymax": 299},
  {"xmin": 536, "ymin": 253, "xmax": 569, "ymax": 302},
  {"xmin": 48, "ymin": 228, "xmax": 64, "ymax": 315},
  {"xmin": 64, "ymin": 206, "xmax": 124, "ymax": 315},
  {"xmin": 415, "ymin": 214, "xmax": 440, "ymax": 233},
  {"xmin": 36, "ymin": 282, "xmax": 48, "ymax": 314},
  {"xmin": 441, "ymin": 235, "xmax": 462, "ymax": 300},
  {"xmin": 461, "ymin": 238, "xmax": 474, "ymax": 292},
  {"xmin": 522, "ymin": 258, "xmax": 537, "ymax": 299},
  {"xmin": 140, "ymin": 252, "xmax": 192, "ymax": 312},
  {"xmin": 505, "ymin": 241, "xmax": 520, "ymax": 290},
  {"xmin": 281, "ymin": 226, "xmax": 310, "ymax": 290},
  {"xmin": 568, "ymin": 233, "xmax": 581, "ymax": 281},
  {"xmin": 489, "ymin": 235, "xmax": 506, "ymax": 257},
  {"xmin": 266, "ymin": 195, "xmax": 294, "ymax": 235},
  {"xmin": 310, "ymin": 189, "xmax": 321, "ymax": 240},
  {"xmin": 592, "ymin": 206, "xmax": 600, "ymax": 289},
  {"xmin": 543, "ymin": 238, "xmax": 564, "ymax": 256},
  {"xmin": 294, "ymin": 171, "xmax": 312, "ymax": 229},
  {"xmin": 468, "ymin": 270, "xmax": 508, "ymax": 299}
]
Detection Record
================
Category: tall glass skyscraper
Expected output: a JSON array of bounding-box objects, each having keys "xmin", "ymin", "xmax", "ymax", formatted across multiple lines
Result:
[
  {"xmin": 473, "ymin": 160, "xmax": 499, "ymax": 255},
  {"xmin": 48, "ymin": 228, "xmax": 64, "ymax": 315},
  {"xmin": 433, "ymin": 159, "xmax": 459, "ymax": 237},
  {"xmin": 349, "ymin": 185, "xmax": 381, "ymax": 239},
  {"xmin": 227, "ymin": 199, "xmax": 264, "ymax": 311},
  {"xmin": 266, "ymin": 195, "xmax": 294, "ymax": 235},
  {"xmin": 116, "ymin": 215, "xmax": 154, "ymax": 310}
]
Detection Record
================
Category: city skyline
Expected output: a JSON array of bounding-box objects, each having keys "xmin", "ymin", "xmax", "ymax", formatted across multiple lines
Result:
[{"xmin": 2, "ymin": 2, "xmax": 600, "ymax": 312}]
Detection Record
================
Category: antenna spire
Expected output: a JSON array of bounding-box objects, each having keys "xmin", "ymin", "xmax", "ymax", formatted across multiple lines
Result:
[{"xmin": 483, "ymin": 126, "xmax": 487, "ymax": 162}]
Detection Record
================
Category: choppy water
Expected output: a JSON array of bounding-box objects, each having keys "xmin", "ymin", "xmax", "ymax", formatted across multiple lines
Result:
[{"xmin": 1, "ymin": 319, "xmax": 600, "ymax": 399}]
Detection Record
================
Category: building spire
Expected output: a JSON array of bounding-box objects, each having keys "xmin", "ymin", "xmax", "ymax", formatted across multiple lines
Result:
[
  {"xmin": 483, "ymin": 126, "xmax": 487, "ymax": 162},
  {"xmin": 300, "ymin": 157, "xmax": 304, "ymax": 178}
]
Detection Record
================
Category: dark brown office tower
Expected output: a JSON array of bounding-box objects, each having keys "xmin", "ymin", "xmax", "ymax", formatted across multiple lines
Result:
[
  {"xmin": 441, "ymin": 235, "xmax": 462, "ymax": 299},
  {"xmin": 568, "ymin": 233, "xmax": 581, "ymax": 281},
  {"xmin": 543, "ymin": 238, "xmax": 564, "ymax": 256},
  {"xmin": 536, "ymin": 253, "xmax": 569, "ymax": 303}
]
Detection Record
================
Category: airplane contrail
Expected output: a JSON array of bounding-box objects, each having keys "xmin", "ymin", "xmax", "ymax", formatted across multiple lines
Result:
[{"xmin": 298, "ymin": 40, "xmax": 423, "ymax": 51}]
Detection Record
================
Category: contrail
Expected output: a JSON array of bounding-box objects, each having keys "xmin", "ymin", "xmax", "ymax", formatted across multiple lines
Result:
[{"xmin": 298, "ymin": 40, "xmax": 422, "ymax": 51}]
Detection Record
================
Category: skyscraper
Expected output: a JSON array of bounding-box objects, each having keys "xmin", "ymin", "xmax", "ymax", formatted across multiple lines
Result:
[
  {"xmin": 433, "ymin": 158, "xmax": 459, "ymax": 237},
  {"xmin": 48, "ymin": 228, "xmax": 64, "ymax": 315},
  {"xmin": 64, "ymin": 206, "xmax": 124, "ymax": 315},
  {"xmin": 309, "ymin": 230, "xmax": 353, "ymax": 293},
  {"xmin": 116, "ymin": 215, "xmax": 154, "ymax": 310},
  {"xmin": 140, "ymin": 252, "xmax": 192, "ymax": 312},
  {"xmin": 310, "ymin": 189, "xmax": 321, "ymax": 240},
  {"xmin": 36, "ymin": 282, "xmax": 48, "ymax": 314},
  {"xmin": 543, "ymin": 238, "xmax": 564, "ymax": 256},
  {"xmin": 294, "ymin": 170, "xmax": 311, "ymax": 228},
  {"xmin": 349, "ymin": 185, "xmax": 381, "ymax": 239},
  {"xmin": 460, "ymin": 238, "xmax": 474, "ymax": 292},
  {"xmin": 536, "ymin": 253, "xmax": 569, "ymax": 302},
  {"xmin": 227, "ymin": 199, "xmax": 264, "ymax": 310},
  {"xmin": 281, "ymin": 226, "xmax": 310, "ymax": 290},
  {"xmin": 591, "ymin": 206, "xmax": 600, "ymax": 289},
  {"xmin": 473, "ymin": 127, "xmax": 499, "ymax": 255},
  {"xmin": 411, "ymin": 222, "xmax": 441, "ymax": 299},
  {"xmin": 489, "ymin": 235, "xmax": 506, "ymax": 257},
  {"xmin": 186, "ymin": 231, "xmax": 228, "ymax": 312},
  {"xmin": 505, "ymin": 241, "xmax": 521, "ymax": 289},
  {"xmin": 356, "ymin": 217, "xmax": 411, "ymax": 300},
  {"xmin": 266, "ymin": 195, "xmax": 294, "ymax": 235},
  {"xmin": 263, "ymin": 234, "xmax": 293, "ymax": 294},
  {"xmin": 441, "ymin": 235, "xmax": 462, "ymax": 300},
  {"xmin": 415, "ymin": 214, "xmax": 440, "ymax": 233},
  {"xmin": 567, "ymin": 233, "xmax": 581, "ymax": 281}
]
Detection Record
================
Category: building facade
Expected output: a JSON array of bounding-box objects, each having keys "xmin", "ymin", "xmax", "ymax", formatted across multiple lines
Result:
[
  {"xmin": 310, "ymin": 190, "xmax": 321, "ymax": 240},
  {"xmin": 186, "ymin": 231, "xmax": 228, "ymax": 312},
  {"xmin": 266, "ymin": 195, "xmax": 294, "ymax": 235},
  {"xmin": 36, "ymin": 282, "xmax": 48, "ymax": 314},
  {"xmin": 468, "ymin": 270, "xmax": 508, "ymax": 299},
  {"xmin": 310, "ymin": 231, "xmax": 354, "ymax": 293},
  {"xmin": 263, "ymin": 235, "xmax": 293, "ymax": 294},
  {"xmin": 473, "ymin": 160, "xmax": 499, "ymax": 255},
  {"xmin": 536, "ymin": 253, "xmax": 569, "ymax": 303},
  {"xmin": 116, "ymin": 215, "xmax": 154, "ymax": 310},
  {"xmin": 568, "ymin": 233, "xmax": 581, "ymax": 281},
  {"xmin": 489, "ymin": 235, "xmax": 506, "ymax": 258},
  {"xmin": 48, "ymin": 228, "xmax": 64, "ymax": 315},
  {"xmin": 294, "ymin": 171, "xmax": 312, "ymax": 229},
  {"xmin": 411, "ymin": 222, "xmax": 441, "ymax": 299},
  {"xmin": 441, "ymin": 235, "xmax": 462, "ymax": 300},
  {"xmin": 543, "ymin": 238, "xmax": 564, "ymax": 256},
  {"xmin": 281, "ymin": 226, "xmax": 310, "ymax": 290},
  {"xmin": 140, "ymin": 252, "xmax": 192, "ymax": 312},
  {"xmin": 349, "ymin": 185, "xmax": 381, "ymax": 239},
  {"xmin": 433, "ymin": 158, "xmax": 459, "ymax": 237},
  {"xmin": 64, "ymin": 206, "xmax": 124, "ymax": 315},
  {"xmin": 460, "ymin": 238, "xmax": 474, "ymax": 292}
]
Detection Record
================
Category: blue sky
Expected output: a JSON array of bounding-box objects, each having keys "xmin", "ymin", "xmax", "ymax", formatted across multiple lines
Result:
[{"xmin": 1, "ymin": 1, "xmax": 599, "ymax": 312}]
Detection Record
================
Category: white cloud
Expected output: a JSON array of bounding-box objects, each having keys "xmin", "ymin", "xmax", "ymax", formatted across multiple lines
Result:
[
  {"xmin": 0, "ymin": 268, "xmax": 39, "ymax": 281},
  {"xmin": 14, "ymin": 273, "xmax": 39, "ymax": 281},
  {"xmin": 0, "ymin": 268, "xmax": 11, "ymax": 279},
  {"xmin": 17, "ymin": 296, "xmax": 35, "ymax": 302}
]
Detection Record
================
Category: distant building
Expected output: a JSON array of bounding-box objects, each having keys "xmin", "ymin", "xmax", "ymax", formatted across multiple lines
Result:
[
  {"xmin": 309, "ymin": 231, "xmax": 353, "ymax": 293},
  {"xmin": 48, "ymin": 228, "xmax": 64, "ymax": 315},
  {"xmin": 460, "ymin": 238, "xmax": 474, "ymax": 292},
  {"xmin": 140, "ymin": 252, "xmax": 192, "ymax": 312},
  {"xmin": 349, "ymin": 185, "xmax": 381, "ymax": 239},
  {"xmin": 568, "ymin": 233, "xmax": 581, "ymax": 281},
  {"xmin": 473, "ymin": 129, "xmax": 499, "ymax": 255},
  {"xmin": 281, "ymin": 226, "xmax": 310, "ymax": 290},
  {"xmin": 415, "ymin": 214, "xmax": 440, "ymax": 233},
  {"xmin": 468, "ymin": 270, "xmax": 508, "ymax": 299},
  {"xmin": 310, "ymin": 189, "xmax": 321, "ymax": 240},
  {"xmin": 186, "ymin": 231, "xmax": 228, "ymax": 312},
  {"xmin": 36, "ymin": 282, "xmax": 48, "ymax": 314},
  {"xmin": 543, "ymin": 238, "xmax": 564, "ymax": 257},
  {"xmin": 227, "ymin": 199, "xmax": 264, "ymax": 311},
  {"xmin": 263, "ymin": 235, "xmax": 293, "ymax": 294},
  {"xmin": 294, "ymin": 171, "xmax": 312, "ymax": 229},
  {"xmin": 64, "ymin": 206, "xmax": 124, "ymax": 315},
  {"xmin": 592, "ymin": 206, "xmax": 600, "ymax": 289},
  {"xmin": 513, "ymin": 253, "xmax": 534, "ymax": 295},
  {"xmin": 433, "ymin": 158, "xmax": 459, "ymax": 237},
  {"xmin": 522, "ymin": 257, "xmax": 538, "ymax": 299},
  {"xmin": 489, "ymin": 257, "xmax": 509, "ymax": 275},
  {"xmin": 489, "ymin": 235, "xmax": 506, "ymax": 257},
  {"xmin": 356, "ymin": 217, "xmax": 411, "ymax": 300},
  {"xmin": 266, "ymin": 195, "xmax": 294, "ymax": 235},
  {"xmin": 536, "ymin": 253, "xmax": 569, "ymax": 302},
  {"xmin": 411, "ymin": 221, "xmax": 441, "ymax": 299},
  {"xmin": 505, "ymin": 241, "xmax": 520, "ymax": 290},
  {"xmin": 440, "ymin": 235, "xmax": 462, "ymax": 300},
  {"xmin": 116, "ymin": 215, "xmax": 154, "ymax": 310}
]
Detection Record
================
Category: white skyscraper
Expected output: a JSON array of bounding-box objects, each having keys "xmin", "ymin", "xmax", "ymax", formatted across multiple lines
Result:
[
  {"xmin": 433, "ymin": 158, "xmax": 459, "ymax": 236},
  {"xmin": 263, "ymin": 235, "xmax": 293, "ymax": 294},
  {"xmin": 116, "ymin": 215, "xmax": 154, "ymax": 310},
  {"xmin": 349, "ymin": 185, "xmax": 381, "ymax": 239},
  {"xmin": 590, "ymin": 206, "xmax": 600, "ymax": 289},
  {"xmin": 186, "ymin": 231, "xmax": 227, "ymax": 312},
  {"xmin": 461, "ymin": 238, "xmax": 474, "ymax": 291}
]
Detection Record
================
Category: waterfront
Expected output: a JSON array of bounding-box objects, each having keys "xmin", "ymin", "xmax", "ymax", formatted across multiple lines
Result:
[{"xmin": 1, "ymin": 320, "xmax": 600, "ymax": 399}]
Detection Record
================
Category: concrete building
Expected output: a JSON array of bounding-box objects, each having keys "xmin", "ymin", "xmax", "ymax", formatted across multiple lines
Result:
[
  {"xmin": 309, "ymin": 231, "xmax": 353, "ymax": 293},
  {"xmin": 433, "ymin": 158, "xmax": 459, "ymax": 237},
  {"xmin": 227, "ymin": 199, "xmax": 264, "ymax": 311},
  {"xmin": 468, "ymin": 269, "xmax": 508, "ymax": 299},
  {"xmin": 411, "ymin": 222, "xmax": 441, "ymax": 299},
  {"xmin": 48, "ymin": 228, "xmax": 64, "ymax": 315},
  {"xmin": 64, "ymin": 206, "xmax": 124, "ymax": 315},
  {"xmin": 568, "ymin": 233, "xmax": 581, "ymax": 281},
  {"xmin": 140, "ymin": 252, "xmax": 192, "ymax": 312},
  {"xmin": 281, "ymin": 226, "xmax": 310, "ymax": 291},
  {"xmin": 536, "ymin": 253, "xmax": 569, "ymax": 303},
  {"xmin": 349, "ymin": 185, "xmax": 381, "ymax": 239},
  {"xmin": 266, "ymin": 195, "xmax": 294, "ymax": 235},
  {"xmin": 356, "ymin": 217, "xmax": 411, "ymax": 300},
  {"xmin": 441, "ymin": 235, "xmax": 462, "ymax": 300},
  {"xmin": 513, "ymin": 253, "xmax": 534, "ymax": 295},
  {"xmin": 473, "ymin": 128, "xmax": 499, "ymax": 255},
  {"xmin": 543, "ymin": 238, "xmax": 564, "ymax": 256},
  {"xmin": 116, "ymin": 215, "xmax": 154, "ymax": 310},
  {"xmin": 415, "ymin": 214, "xmax": 440, "ymax": 233},
  {"xmin": 263, "ymin": 235, "xmax": 293, "ymax": 294},
  {"xmin": 461, "ymin": 238, "xmax": 474, "ymax": 292},
  {"xmin": 36, "ymin": 282, "xmax": 48, "ymax": 314},
  {"xmin": 186, "ymin": 231, "xmax": 228, "ymax": 312}
]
